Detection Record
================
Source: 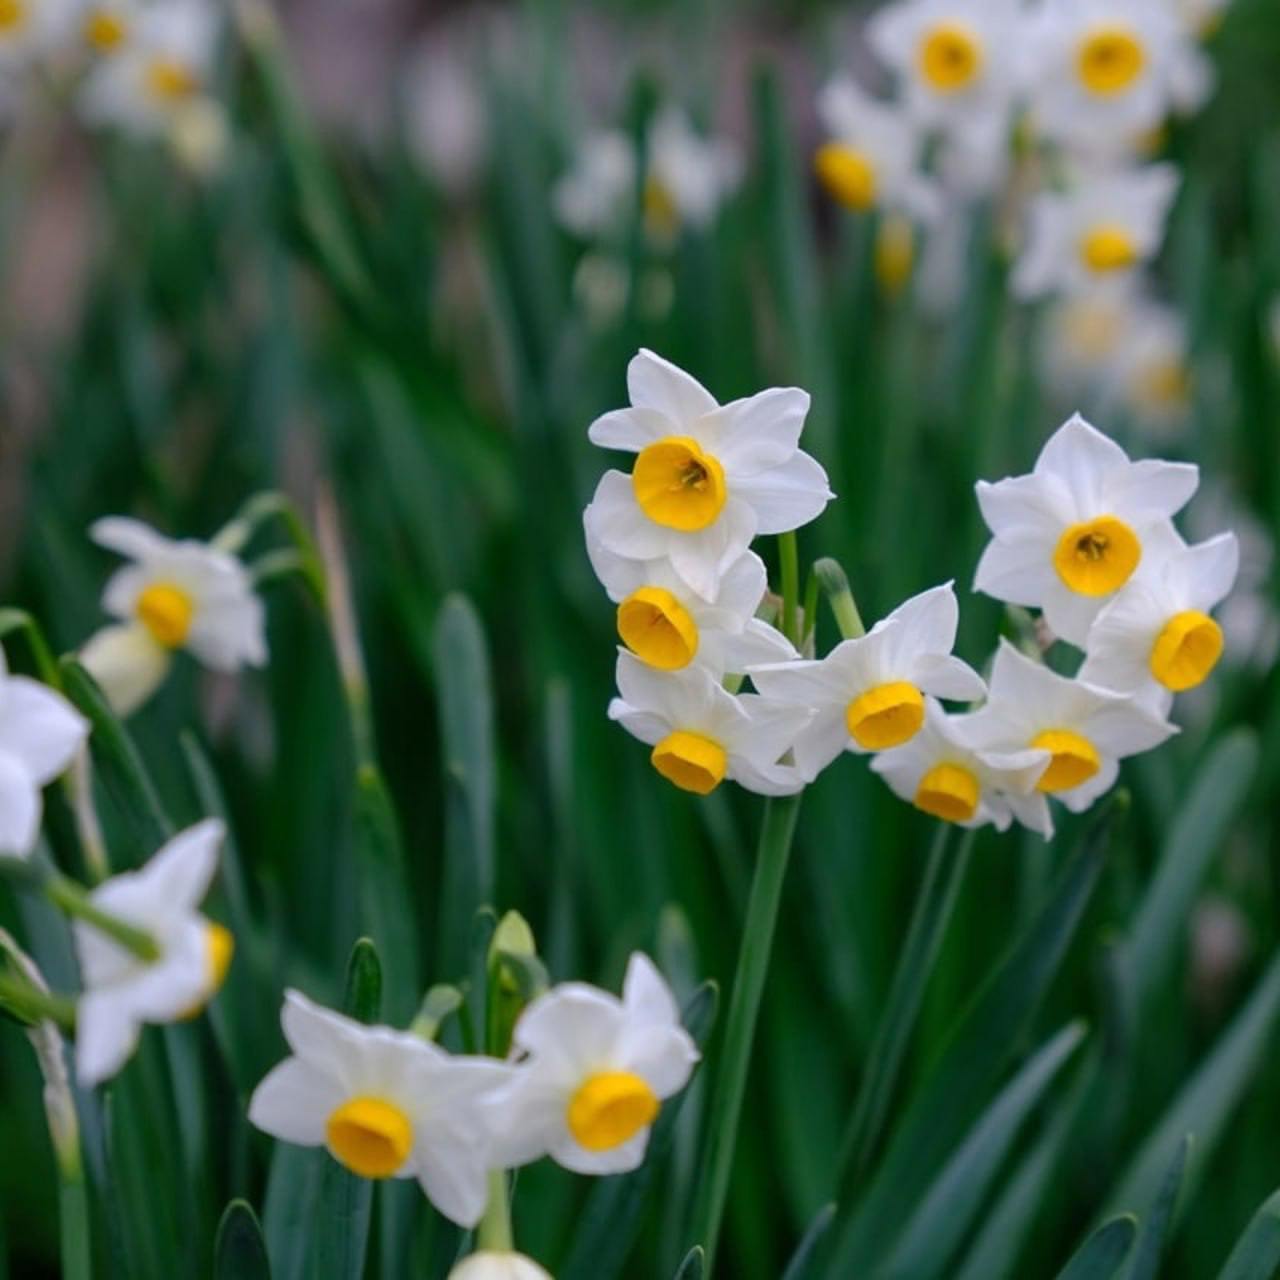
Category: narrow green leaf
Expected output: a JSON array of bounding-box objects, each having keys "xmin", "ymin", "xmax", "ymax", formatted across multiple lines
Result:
[
  {"xmin": 1216, "ymin": 1186, "xmax": 1280, "ymax": 1280},
  {"xmin": 215, "ymin": 1200, "xmax": 271, "ymax": 1280},
  {"xmin": 263, "ymin": 1145, "xmax": 323, "ymax": 1280},
  {"xmin": 883, "ymin": 1021, "xmax": 1088, "ymax": 1280},
  {"xmin": 1056, "ymin": 1217, "xmax": 1139, "ymax": 1280},
  {"xmin": 673, "ymin": 1246, "xmax": 704, "ymax": 1279},
  {"xmin": 781, "ymin": 1203, "xmax": 837, "ymax": 1280},
  {"xmin": 1125, "ymin": 1134, "xmax": 1192, "ymax": 1280},
  {"xmin": 410, "ymin": 984, "xmax": 466, "ymax": 1043}
]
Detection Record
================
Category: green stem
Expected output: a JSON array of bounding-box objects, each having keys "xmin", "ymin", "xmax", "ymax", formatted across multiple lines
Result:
[
  {"xmin": 44, "ymin": 874, "xmax": 160, "ymax": 962},
  {"xmin": 57, "ymin": 1164, "xmax": 91, "ymax": 1280},
  {"xmin": 475, "ymin": 1169, "xmax": 513, "ymax": 1252},
  {"xmin": 690, "ymin": 791, "xmax": 803, "ymax": 1271},
  {"xmin": 813, "ymin": 557, "xmax": 866, "ymax": 640},
  {"xmin": 0, "ymin": 971, "xmax": 76, "ymax": 1028},
  {"xmin": 779, "ymin": 532, "xmax": 800, "ymax": 646},
  {"xmin": 212, "ymin": 491, "xmax": 327, "ymax": 606},
  {"xmin": 800, "ymin": 568, "xmax": 820, "ymax": 652}
]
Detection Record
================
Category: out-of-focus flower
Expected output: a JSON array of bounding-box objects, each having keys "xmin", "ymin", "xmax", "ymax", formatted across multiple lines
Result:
[
  {"xmin": 80, "ymin": 516, "xmax": 266, "ymax": 717},
  {"xmin": 748, "ymin": 583, "xmax": 985, "ymax": 781},
  {"xmin": 402, "ymin": 38, "xmax": 486, "ymax": 196},
  {"xmin": 1110, "ymin": 297, "xmax": 1193, "ymax": 435},
  {"xmin": 586, "ymin": 537, "xmax": 794, "ymax": 677},
  {"xmin": 554, "ymin": 130, "xmax": 634, "ymax": 240},
  {"xmin": 813, "ymin": 75, "xmax": 938, "ymax": 221},
  {"xmin": 871, "ymin": 697, "xmax": 1053, "ymax": 835},
  {"xmin": 1013, "ymin": 164, "xmax": 1179, "ymax": 300},
  {"xmin": 958, "ymin": 639, "xmax": 1175, "ymax": 817},
  {"xmin": 0, "ymin": 645, "xmax": 88, "ymax": 858},
  {"xmin": 584, "ymin": 350, "xmax": 832, "ymax": 599},
  {"xmin": 0, "ymin": 0, "xmax": 77, "ymax": 70},
  {"xmin": 74, "ymin": 819, "xmax": 231, "ymax": 1085},
  {"xmin": 166, "ymin": 94, "xmax": 228, "ymax": 176},
  {"xmin": 973, "ymin": 413, "xmax": 1198, "ymax": 644},
  {"xmin": 483, "ymin": 953, "xmax": 698, "ymax": 1175},
  {"xmin": 608, "ymin": 652, "xmax": 811, "ymax": 797},
  {"xmin": 1043, "ymin": 287, "xmax": 1135, "ymax": 400},
  {"xmin": 79, "ymin": 0, "xmax": 137, "ymax": 58},
  {"xmin": 448, "ymin": 1255, "xmax": 552, "ymax": 1280},
  {"xmin": 1081, "ymin": 531, "xmax": 1237, "ymax": 710},
  {"xmin": 249, "ymin": 990, "xmax": 511, "ymax": 1225}
]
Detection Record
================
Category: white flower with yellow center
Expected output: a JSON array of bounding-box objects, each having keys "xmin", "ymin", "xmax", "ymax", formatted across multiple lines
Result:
[
  {"xmin": 813, "ymin": 75, "xmax": 939, "ymax": 221},
  {"xmin": 586, "ymin": 536, "xmax": 794, "ymax": 677},
  {"xmin": 80, "ymin": 516, "xmax": 266, "ymax": 717},
  {"xmin": 608, "ymin": 652, "xmax": 810, "ymax": 797},
  {"xmin": 78, "ymin": 0, "xmax": 217, "ymax": 136},
  {"xmin": 871, "ymin": 698, "xmax": 1054, "ymax": 836},
  {"xmin": 974, "ymin": 413, "xmax": 1198, "ymax": 645},
  {"xmin": 1080, "ymin": 531, "xmax": 1237, "ymax": 711},
  {"xmin": 1012, "ymin": 164, "xmax": 1179, "ymax": 300},
  {"xmin": 958, "ymin": 639, "xmax": 1175, "ymax": 815},
  {"xmin": 553, "ymin": 130, "xmax": 635, "ymax": 240},
  {"xmin": 74, "ymin": 818, "xmax": 233, "ymax": 1086},
  {"xmin": 0, "ymin": 646, "xmax": 89, "ymax": 858},
  {"xmin": 747, "ymin": 584, "xmax": 986, "ymax": 781},
  {"xmin": 0, "ymin": 0, "xmax": 76, "ymax": 69},
  {"xmin": 248, "ymin": 991, "xmax": 510, "ymax": 1227},
  {"xmin": 584, "ymin": 350, "xmax": 832, "ymax": 599},
  {"xmin": 449, "ymin": 1255, "xmax": 551, "ymax": 1280},
  {"xmin": 79, "ymin": 0, "xmax": 135, "ymax": 56},
  {"xmin": 865, "ymin": 0, "xmax": 1024, "ymax": 138},
  {"xmin": 1109, "ymin": 297, "xmax": 1193, "ymax": 436},
  {"xmin": 483, "ymin": 953, "xmax": 698, "ymax": 1176},
  {"xmin": 1043, "ymin": 287, "xmax": 1136, "ymax": 399},
  {"xmin": 645, "ymin": 107, "xmax": 742, "ymax": 239},
  {"xmin": 1023, "ymin": 0, "xmax": 1191, "ymax": 154}
]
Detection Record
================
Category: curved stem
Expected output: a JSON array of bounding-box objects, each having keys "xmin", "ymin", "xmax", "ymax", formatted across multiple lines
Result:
[{"xmin": 475, "ymin": 1170, "xmax": 513, "ymax": 1252}]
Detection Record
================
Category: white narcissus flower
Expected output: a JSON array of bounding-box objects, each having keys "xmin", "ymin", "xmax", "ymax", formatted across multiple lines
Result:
[
  {"xmin": 584, "ymin": 350, "xmax": 832, "ymax": 599},
  {"xmin": 78, "ymin": 0, "xmax": 137, "ymax": 57},
  {"xmin": 249, "ymin": 991, "xmax": 511, "ymax": 1227},
  {"xmin": 1012, "ymin": 164, "xmax": 1179, "ymax": 301},
  {"xmin": 553, "ymin": 130, "xmax": 635, "ymax": 240},
  {"xmin": 871, "ymin": 698, "xmax": 1054, "ymax": 836},
  {"xmin": 865, "ymin": 0, "xmax": 1025, "ymax": 141},
  {"xmin": 608, "ymin": 652, "xmax": 811, "ymax": 797},
  {"xmin": 747, "ymin": 583, "xmax": 986, "ymax": 781},
  {"xmin": 813, "ymin": 75, "xmax": 939, "ymax": 222},
  {"xmin": 449, "ymin": 1254, "xmax": 552, "ymax": 1280},
  {"xmin": 78, "ymin": 0, "xmax": 219, "ymax": 137},
  {"xmin": 1043, "ymin": 287, "xmax": 1135, "ymax": 400},
  {"xmin": 1023, "ymin": 0, "xmax": 1197, "ymax": 154},
  {"xmin": 1080, "ymin": 532, "xmax": 1238, "ymax": 710},
  {"xmin": 74, "ymin": 818, "xmax": 232, "ymax": 1086},
  {"xmin": 80, "ymin": 516, "xmax": 266, "ymax": 716},
  {"xmin": 1108, "ymin": 297, "xmax": 1193, "ymax": 436},
  {"xmin": 586, "ymin": 536, "xmax": 794, "ymax": 677},
  {"xmin": 958, "ymin": 639, "xmax": 1175, "ymax": 816},
  {"xmin": 0, "ymin": 647, "xmax": 89, "ymax": 857},
  {"xmin": 974, "ymin": 413, "xmax": 1198, "ymax": 645},
  {"xmin": 644, "ymin": 107, "xmax": 742, "ymax": 239},
  {"xmin": 0, "ymin": 0, "xmax": 77, "ymax": 69},
  {"xmin": 483, "ymin": 953, "xmax": 698, "ymax": 1176}
]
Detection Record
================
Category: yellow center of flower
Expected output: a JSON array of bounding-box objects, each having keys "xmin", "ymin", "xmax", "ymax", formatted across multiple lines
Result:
[
  {"xmin": 617, "ymin": 587, "xmax": 699, "ymax": 670},
  {"xmin": 136, "ymin": 582, "xmax": 195, "ymax": 648},
  {"xmin": 814, "ymin": 143, "xmax": 878, "ymax": 211},
  {"xmin": 0, "ymin": 0, "xmax": 27, "ymax": 33},
  {"xmin": 1135, "ymin": 359, "xmax": 1191, "ymax": 411},
  {"xmin": 914, "ymin": 763, "xmax": 980, "ymax": 823},
  {"xmin": 145, "ymin": 58, "xmax": 199, "ymax": 103},
  {"xmin": 84, "ymin": 9, "xmax": 127, "ymax": 51},
  {"xmin": 875, "ymin": 215, "xmax": 915, "ymax": 296},
  {"xmin": 846, "ymin": 681, "xmax": 925, "ymax": 751},
  {"xmin": 650, "ymin": 731, "xmax": 727, "ymax": 796},
  {"xmin": 1080, "ymin": 225, "xmax": 1139, "ymax": 274},
  {"xmin": 632, "ymin": 436, "xmax": 727, "ymax": 532},
  {"xmin": 643, "ymin": 175, "xmax": 680, "ymax": 241},
  {"xmin": 1053, "ymin": 516, "xmax": 1141, "ymax": 596},
  {"xmin": 919, "ymin": 22, "xmax": 984, "ymax": 92},
  {"xmin": 177, "ymin": 922, "xmax": 235, "ymax": 1020},
  {"xmin": 567, "ymin": 1071, "xmax": 660, "ymax": 1151},
  {"xmin": 1077, "ymin": 25, "xmax": 1146, "ymax": 96},
  {"xmin": 1150, "ymin": 609, "xmax": 1223, "ymax": 691},
  {"xmin": 326, "ymin": 1097, "xmax": 414, "ymax": 1178},
  {"xmin": 1030, "ymin": 729, "xmax": 1100, "ymax": 792}
]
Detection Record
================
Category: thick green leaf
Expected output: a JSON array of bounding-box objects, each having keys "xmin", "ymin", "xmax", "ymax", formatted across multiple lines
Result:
[
  {"xmin": 1216, "ymin": 1186, "xmax": 1280, "ymax": 1280},
  {"xmin": 883, "ymin": 1021, "xmax": 1088, "ymax": 1280},
  {"xmin": 1125, "ymin": 1134, "xmax": 1192, "ymax": 1280},
  {"xmin": 1056, "ymin": 1216, "xmax": 1139, "ymax": 1280},
  {"xmin": 780, "ymin": 1203, "xmax": 836, "ymax": 1280},
  {"xmin": 215, "ymin": 1200, "xmax": 271, "ymax": 1280},
  {"xmin": 263, "ymin": 1145, "xmax": 324, "ymax": 1280}
]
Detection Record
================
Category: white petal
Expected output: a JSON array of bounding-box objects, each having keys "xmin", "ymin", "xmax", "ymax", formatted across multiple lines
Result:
[
  {"xmin": 974, "ymin": 537, "xmax": 1053, "ymax": 607},
  {"xmin": 548, "ymin": 1126, "xmax": 650, "ymax": 1176},
  {"xmin": 626, "ymin": 349, "xmax": 719, "ymax": 426},
  {"xmin": 788, "ymin": 710, "xmax": 852, "ymax": 781},
  {"xmin": 731, "ymin": 452, "xmax": 833, "ymax": 535},
  {"xmin": 913, "ymin": 654, "xmax": 987, "ymax": 703},
  {"xmin": 587, "ymin": 407, "xmax": 674, "ymax": 453},
  {"xmin": 1040, "ymin": 579, "xmax": 1108, "ymax": 648},
  {"xmin": 280, "ymin": 990, "xmax": 372, "ymax": 1082},
  {"xmin": 701, "ymin": 387, "xmax": 811, "ymax": 474},
  {"xmin": 720, "ymin": 620, "xmax": 797, "ymax": 672},
  {"xmin": 665, "ymin": 499, "xmax": 758, "ymax": 599},
  {"xmin": 187, "ymin": 593, "xmax": 267, "ymax": 670},
  {"xmin": 1058, "ymin": 755, "xmax": 1121, "ymax": 814},
  {"xmin": 615, "ymin": 1022, "xmax": 699, "ymax": 1098},
  {"xmin": 414, "ymin": 1141, "xmax": 492, "ymax": 1228},
  {"xmin": 1182, "ymin": 533, "xmax": 1239, "ymax": 612},
  {"xmin": 1106, "ymin": 458, "xmax": 1199, "ymax": 522},
  {"xmin": 0, "ymin": 750, "xmax": 40, "ymax": 857},
  {"xmin": 584, "ymin": 472, "xmax": 669, "ymax": 563},
  {"xmin": 76, "ymin": 989, "xmax": 142, "ymax": 1086},
  {"xmin": 607, "ymin": 704, "xmax": 671, "ymax": 748},
  {"xmin": 0, "ymin": 678, "xmax": 88, "ymax": 785},
  {"xmin": 1035, "ymin": 414, "xmax": 1131, "ymax": 511},
  {"xmin": 621, "ymin": 953, "xmax": 679, "ymax": 1026},
  {"xmin": 1080, "ymin": 697, "xmax": 1176, "ymax": 758},
  {"xmin": 130, "ymin": 818, "xmax": 224, "ymax": 911},
  {"xmin": 248, "ymin": 1057, "xmax": 344, "ymax": 1145},
  {"xmin": 79, "ymin": 624, "xmax": 172, "ymax": 717},
  {"xmin": 511, "ymin": 985, "xmax": 626, "ymax": 1078},
  {"xmin": 90, "ymin": 516, "xmax": 174, "ymax": 562}
]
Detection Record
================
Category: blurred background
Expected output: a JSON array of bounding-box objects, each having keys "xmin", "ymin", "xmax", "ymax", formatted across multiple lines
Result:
[{"xmin": 2, "ymin": 0, "xmax": 1280, "ymax": 1276}]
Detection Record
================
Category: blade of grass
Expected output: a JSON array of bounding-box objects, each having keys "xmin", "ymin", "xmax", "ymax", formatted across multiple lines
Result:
[
  {"xmin": 1124, "ymin": 1134, "xmax": 1192, "ymax": 1280},
  {"xmin": 780, "ymin": 1203, "xmax": 837, "ymax": 1280},
  {"xmin": 1216, "ymin": 1187, "xmax": 1280, "ymax": 1280},
  {"xmin": 1055, "ymin": 1217, "xmax": 1139, "ymax": 1280},
  {"xmin": 215, "ymin": 1200, "xmax": 271, "ymax": 1280}
]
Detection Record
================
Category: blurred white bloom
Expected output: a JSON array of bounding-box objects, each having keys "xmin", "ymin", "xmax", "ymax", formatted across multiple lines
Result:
[
  {"xmin": 958, "ymin": 639, "xmax": 1175, "ymax": 815},
  {"xmin": 865, "ymin": 0, "xmax": 1024, "ymax": 142},
  {"xmin": 645, "ymin": 107, "xmax": 741, "ymax": 238},
  {"xmin": 78, "ymin": 0, "xmax": 218, "ymax": 137},
  {"xmin": 81, "ymin": 516, "xmax": 266, "ymax": 717},
  {"xmin": 79, "ymin": 0, "xmax": 137, "ymax": 57},
  {"xmin": 1013, "ymin": 164, "xmax": 1179, "ymax": 300},
  {"xmin": 586, "ymin": 537, "xmax": 794, "ymax": 677},
  {"xmin": 748, "ymin": 583, "xmax": 985, "ymax": 781},
  {"xmin": 974, "ymin": 413, "xmax": 1198, "ymax": 645},
  {"xmin": 0, "ymin": 645, "xmax": 88, "ymax": 857},
  {"xmin": 0, "ymin": 0, "xmax": 77, "ymax": 69},
  {"xmin": 608, "ymin": 652, "xmax": 811, "ymax": 797},
  {"xmin": 403, "ymin": 39, "xmax": 486, "ymax": 196},
  {"xmin": 167, "ymin": 94, "xmax": 229, "ymax": 176},
  {"xmin": 584, "ymin": 350, "xmax": 832, "ymax": 599},
  {"xmin": 249, "ymin": 990, "xmax": 510, "ymax": 1225},
  {"xmin": 554, "ymin": 131, "xmax": 633, "ymax": 239},
  {"xmin": 449, "ymin": 1254, "xmax": 552, "ymax": 1280},
  {"xmin": 871, "ymin": 697, "xmax": 1053, "ymax": 835},
  {"xmin": 484, "ymin": 953, "xmax": 698, "ymax": 1175},
  {"xmin": 1023, "ymin": 0, "xmax": 1200, "ymax": 154},
  {"xmin": 1043, "ymin": 287, "xmax": 1134, "ymax": 399},
  {"xmin": 1109, "ymin": 296, "xmax": 1193, "ymax": 435},
  {"xmin": 75, "ymin": 818, "xmax": 231, "ymax": 1085},
  {"xmin": 1081, "ymin": 531, "xmax": 1237, "ymax": 709},
  {"xmin": 814, "ymin": 75, "xmax": 939, "ymax": 220}
]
